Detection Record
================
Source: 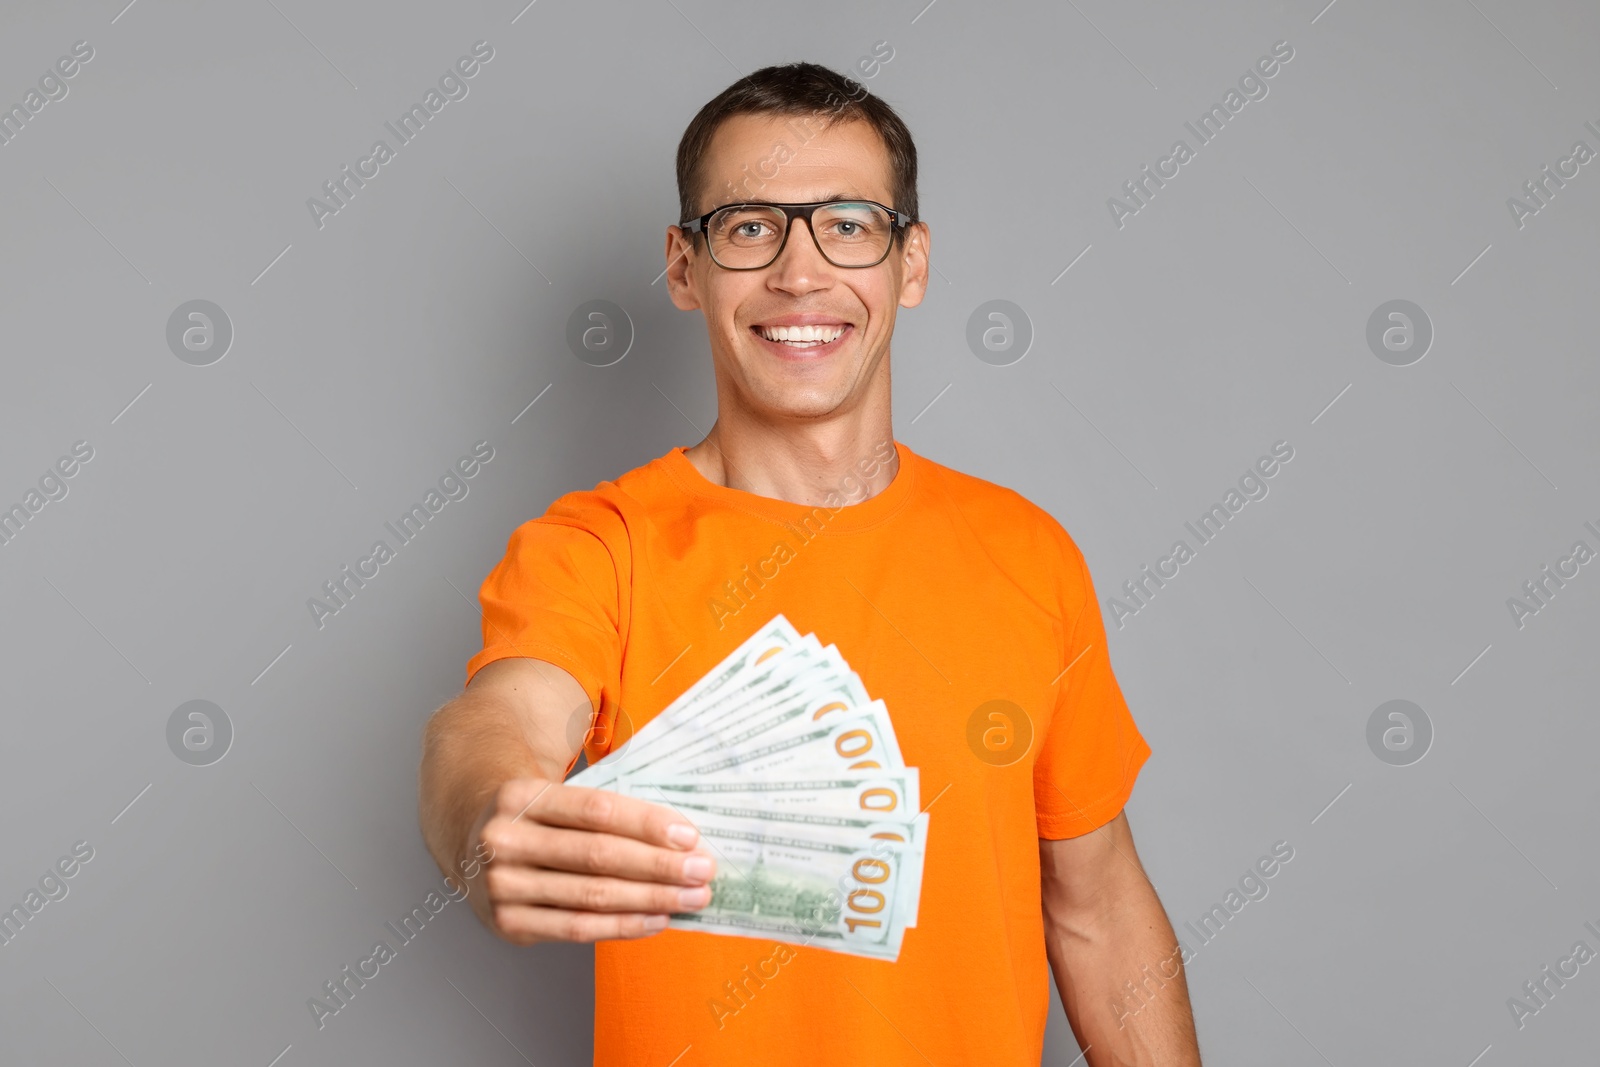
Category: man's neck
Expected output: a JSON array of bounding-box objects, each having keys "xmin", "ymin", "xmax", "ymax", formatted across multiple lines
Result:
[{"xmin": 683, "ymin": 418, "xmax": 899, "ymax": 509}]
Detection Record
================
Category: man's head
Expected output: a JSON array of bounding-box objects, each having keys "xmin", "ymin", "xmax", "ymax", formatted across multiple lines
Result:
[{"xmin": 665, "ymin": 63, "xmax": 930, "ymax": 428}]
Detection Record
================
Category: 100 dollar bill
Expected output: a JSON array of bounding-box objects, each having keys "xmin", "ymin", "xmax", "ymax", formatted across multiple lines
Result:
[
  {"xmin": 648, "ymin": 806, "xmax": 911, "ymax": 960},
  {"xmin": 569, "ymin": 616, "xmax": 806, "ymax": 787},
  {"xmin": 681, "ymin": 700, "xmax": 903, "ymax": 777},
  {"xmin": 620, "ymin": 773, "xmax": 927, "ymax": 929}
]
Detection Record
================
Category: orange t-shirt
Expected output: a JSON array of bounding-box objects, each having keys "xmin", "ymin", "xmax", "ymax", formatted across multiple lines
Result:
[{"xmin": 465, "ymin": 439, "xmax": 1151, "ymax": 1066}]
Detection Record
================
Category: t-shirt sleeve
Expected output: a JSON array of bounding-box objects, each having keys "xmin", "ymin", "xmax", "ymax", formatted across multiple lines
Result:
[
  {"xmin": 463, "ymin": 503, "xmax": 625, "ymax": 745},
  {"xmin": 1033, "ymin": 528, "xmax": 1152, "ymax": 839}
]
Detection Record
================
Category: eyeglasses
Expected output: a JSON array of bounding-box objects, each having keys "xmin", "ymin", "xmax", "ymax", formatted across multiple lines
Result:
[{"xmin": 678, "ymin": 199, "xmax": 912, "ymax": 270}]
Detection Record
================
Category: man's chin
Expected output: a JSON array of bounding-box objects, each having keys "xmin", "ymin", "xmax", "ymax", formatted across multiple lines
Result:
[{"xmin": 740, "ymin": 387, "xmax": 848, "ymax": 422}]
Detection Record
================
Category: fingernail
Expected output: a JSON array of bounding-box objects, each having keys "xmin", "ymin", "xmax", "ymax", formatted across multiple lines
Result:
[
  {"xmin": 683, "ymin": 856, "xmax": 713, "ymax": 882},
  {"xmin": 666, "ymin": 822, "xmax": 699, "ymax": 849},
  {"xmin": 678, "ymin": 885, "xmax": 711, "ymax": 910},
  {"xmin": 643, "ymin": 914, "xmax": 669, "ymax": 930}
]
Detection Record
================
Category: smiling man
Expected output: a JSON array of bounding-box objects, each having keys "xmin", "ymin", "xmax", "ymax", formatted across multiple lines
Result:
[{"xmin": 419, "ymin": 63, "xmax": 1202, "ymax": 1066}]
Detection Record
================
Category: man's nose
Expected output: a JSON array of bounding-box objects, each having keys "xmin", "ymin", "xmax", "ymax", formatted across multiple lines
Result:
[{"xmin": 767, "ymin": 216, "xmax": 833, "ymax": 290}]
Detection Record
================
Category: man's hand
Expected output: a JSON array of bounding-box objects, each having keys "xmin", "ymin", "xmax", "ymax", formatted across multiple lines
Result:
[{"xmin": 461, "ymin": 775, "xmax": 717, "ymax": 944}]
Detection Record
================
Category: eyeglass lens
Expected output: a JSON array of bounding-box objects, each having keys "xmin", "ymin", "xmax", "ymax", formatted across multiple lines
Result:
[{"xmin": 707, "ymin": 202, "xmax": 893, "ymax": 268}]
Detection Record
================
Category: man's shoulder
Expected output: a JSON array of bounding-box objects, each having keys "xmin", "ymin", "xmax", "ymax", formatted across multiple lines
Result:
[
  {"xmin": 577, "ymin": 449, "xmax": 676, "ymax": 505},
  {"xmin": 912, "ymin": 450, "xmax": 1096, "ymax": 622},
  {"xmin": 515, "ymin": 449, "xmax": 679, "ymax": 538},
  {"xmin": 914, "ymin": 449, "xmax": 1085, "ymax": 562}
]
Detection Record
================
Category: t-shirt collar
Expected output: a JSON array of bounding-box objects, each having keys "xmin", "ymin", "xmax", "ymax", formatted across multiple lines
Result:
[{"xmin": 661, "ymin": 439, "xmax": 916, "ymax": 534}]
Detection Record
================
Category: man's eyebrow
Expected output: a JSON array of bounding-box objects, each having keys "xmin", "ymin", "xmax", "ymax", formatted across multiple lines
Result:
[{"xmin": 717, "ymin": 192, "xmax": 865, "ymax": 206}]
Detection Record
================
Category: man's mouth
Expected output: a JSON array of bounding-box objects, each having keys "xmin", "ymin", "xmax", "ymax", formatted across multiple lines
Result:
[{"xmin": 752, "ymin": 323, "xmax": 851, "ymax": 350}]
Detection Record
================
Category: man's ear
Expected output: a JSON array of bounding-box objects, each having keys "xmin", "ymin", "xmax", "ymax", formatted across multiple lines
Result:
[
  {"xmin": 664, "ymin": 227, "xmax": 702, "ymax": 311},
  {"xmin": 897, "ymin": 221, "xmax": 931, "ymax": 310}
]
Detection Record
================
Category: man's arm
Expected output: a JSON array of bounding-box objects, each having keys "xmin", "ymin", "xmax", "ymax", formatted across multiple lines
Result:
[
  {"xmin": 418, "ymin": 657, "xmax": 716, "ymax": 942},
  {"xmin": 1040, "ymin": 811, "xmax": 1202, "ymax": 1065}
]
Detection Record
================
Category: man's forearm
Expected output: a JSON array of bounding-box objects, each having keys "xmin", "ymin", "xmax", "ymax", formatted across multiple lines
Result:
[
  {"xmin": 417, "ymin": 686, "xmax": 567, "ymax": 884},
  {"xmin": 1042, "ymin": 856, "xmax": 1202, "ymax": 1064}
]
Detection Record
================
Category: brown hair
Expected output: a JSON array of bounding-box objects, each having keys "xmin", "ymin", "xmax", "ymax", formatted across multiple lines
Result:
[{"xmin": 675, "ymin": 62, "xmax": 919, "ymax": 231}]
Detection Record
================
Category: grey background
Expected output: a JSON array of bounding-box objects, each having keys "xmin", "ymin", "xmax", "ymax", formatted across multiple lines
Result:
[{"xmin": 1, "ymin": 0, "xmax": 1596, "ymax": 1063}]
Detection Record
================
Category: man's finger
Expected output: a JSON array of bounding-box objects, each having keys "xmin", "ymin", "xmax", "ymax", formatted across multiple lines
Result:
[
  {"xmin": 489, "ymin": 867, "xmax": 713, "ymax": 914},
  {"xmin": 505, "ymin": 780, "xmax": 702, "ymax": 850},
  {"xmin": 488, "ymin": 823, "xmax": 717, "ymax": 885},
  {"xmin": 493, "ymin": 903, "xmax": 671, "ymax": 945}
]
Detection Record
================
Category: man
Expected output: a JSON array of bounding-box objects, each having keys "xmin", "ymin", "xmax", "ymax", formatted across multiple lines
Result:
[{"xmin": 419, "ymin": 62, "xmax": 1202, "ymax": 1065}]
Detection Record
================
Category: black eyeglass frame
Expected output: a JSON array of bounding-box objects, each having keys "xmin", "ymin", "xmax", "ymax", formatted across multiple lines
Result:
[{"xmin": 677, "ymin": 198, "xmax": 914, "ymax": 270}]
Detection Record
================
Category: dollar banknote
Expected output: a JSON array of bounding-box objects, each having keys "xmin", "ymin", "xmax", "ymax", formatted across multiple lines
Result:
[
  {"xmin": 617, "ymin": 773, "xmax": 928, "ymax": 930},
  {"xmin": 630, "ymin": 804, "xmax": 913, "ymax": 959},
  {"xmin": 566, "ymin": 614, "xmax": 925, "ymax": 960}
]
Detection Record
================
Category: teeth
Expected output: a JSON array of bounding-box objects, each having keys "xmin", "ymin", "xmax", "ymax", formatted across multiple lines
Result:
[{"xmin": 758, "ymin": 324, "xmax": 845, "ymax": 344}]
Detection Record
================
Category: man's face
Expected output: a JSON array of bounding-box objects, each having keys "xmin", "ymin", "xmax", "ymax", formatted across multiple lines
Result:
[{"xmin": 665, "ymin": 113, "xmax": 930, "ymax": 424}]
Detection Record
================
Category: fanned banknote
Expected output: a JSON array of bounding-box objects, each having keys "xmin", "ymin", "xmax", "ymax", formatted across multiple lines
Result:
[{"xmin": 568, "ymin": 614, "xmax": 925, "ymax": 959}]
